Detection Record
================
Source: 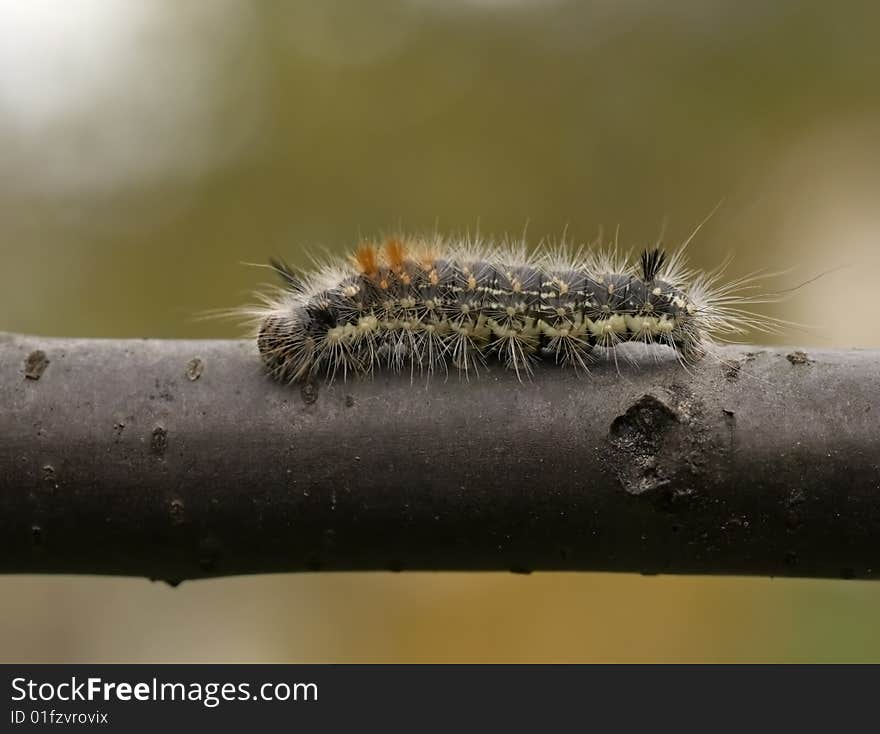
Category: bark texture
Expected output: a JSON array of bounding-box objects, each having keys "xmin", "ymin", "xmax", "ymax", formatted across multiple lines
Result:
[{"xmin": 1, "ymin": 331, "xmax": 878, "ymax": 583}]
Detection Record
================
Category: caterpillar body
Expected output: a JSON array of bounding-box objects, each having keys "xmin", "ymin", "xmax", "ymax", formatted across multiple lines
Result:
[{"xmin": 249, "ymin": 235, "xmax": 770, "ymax": 383}]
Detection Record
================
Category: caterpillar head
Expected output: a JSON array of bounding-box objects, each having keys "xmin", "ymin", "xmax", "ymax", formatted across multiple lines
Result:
[{"xmin": 257, "ymin": 300, "xmax": 335, "ymax": 381}]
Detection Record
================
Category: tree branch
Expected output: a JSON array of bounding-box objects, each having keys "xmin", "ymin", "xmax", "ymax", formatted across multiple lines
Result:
[{"xmin": 1, "ymin": 331, "xmax": 878, "ymax": 583}]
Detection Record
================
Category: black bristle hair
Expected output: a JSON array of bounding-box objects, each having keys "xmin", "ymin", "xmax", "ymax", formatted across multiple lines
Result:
[
  {"xmin": 269, "ymin": 257, "xmax": 302, "ymax": 290},
  {"xmin": 640, "ymin": 247, "xmax": 667, "ymax": 282}
]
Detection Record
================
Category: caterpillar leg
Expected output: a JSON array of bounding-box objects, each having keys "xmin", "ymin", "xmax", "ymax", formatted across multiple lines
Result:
[{"xmin": 675, "ymin": 334, "xmax": 707, "ymax": 365}]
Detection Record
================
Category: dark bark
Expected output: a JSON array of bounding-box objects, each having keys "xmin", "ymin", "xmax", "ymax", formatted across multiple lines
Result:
[{"xmin": 1, "ymin": 331, "xmax": 878, "ymax": 583}]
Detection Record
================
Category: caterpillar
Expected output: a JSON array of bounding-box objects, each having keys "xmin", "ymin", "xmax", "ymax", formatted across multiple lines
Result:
[{"xmin": 245, "ymin": 233, "xmax": 780, "ymax": 383}]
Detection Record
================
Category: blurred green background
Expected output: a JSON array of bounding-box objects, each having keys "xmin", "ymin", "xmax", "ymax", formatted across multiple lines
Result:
[{"xmin": 2, "ymin": 0, "xmax": 880, "ymax": 662}]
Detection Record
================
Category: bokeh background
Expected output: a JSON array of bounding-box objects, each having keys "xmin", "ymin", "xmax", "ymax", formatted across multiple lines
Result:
[{"xmin": 2, "ymin": 0, "xmax": 880, "ymax": 662}]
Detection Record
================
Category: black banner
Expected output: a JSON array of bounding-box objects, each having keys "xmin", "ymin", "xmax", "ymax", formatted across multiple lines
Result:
[{"xmin": 1, "ymin": 665, "xmax": 862, "ymax": 731}]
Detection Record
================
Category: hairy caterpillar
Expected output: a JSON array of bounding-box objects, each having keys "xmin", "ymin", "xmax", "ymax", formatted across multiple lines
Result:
[{"xmin": 244, "ymin": 233, "xmax": 781, "ymax": 383}]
